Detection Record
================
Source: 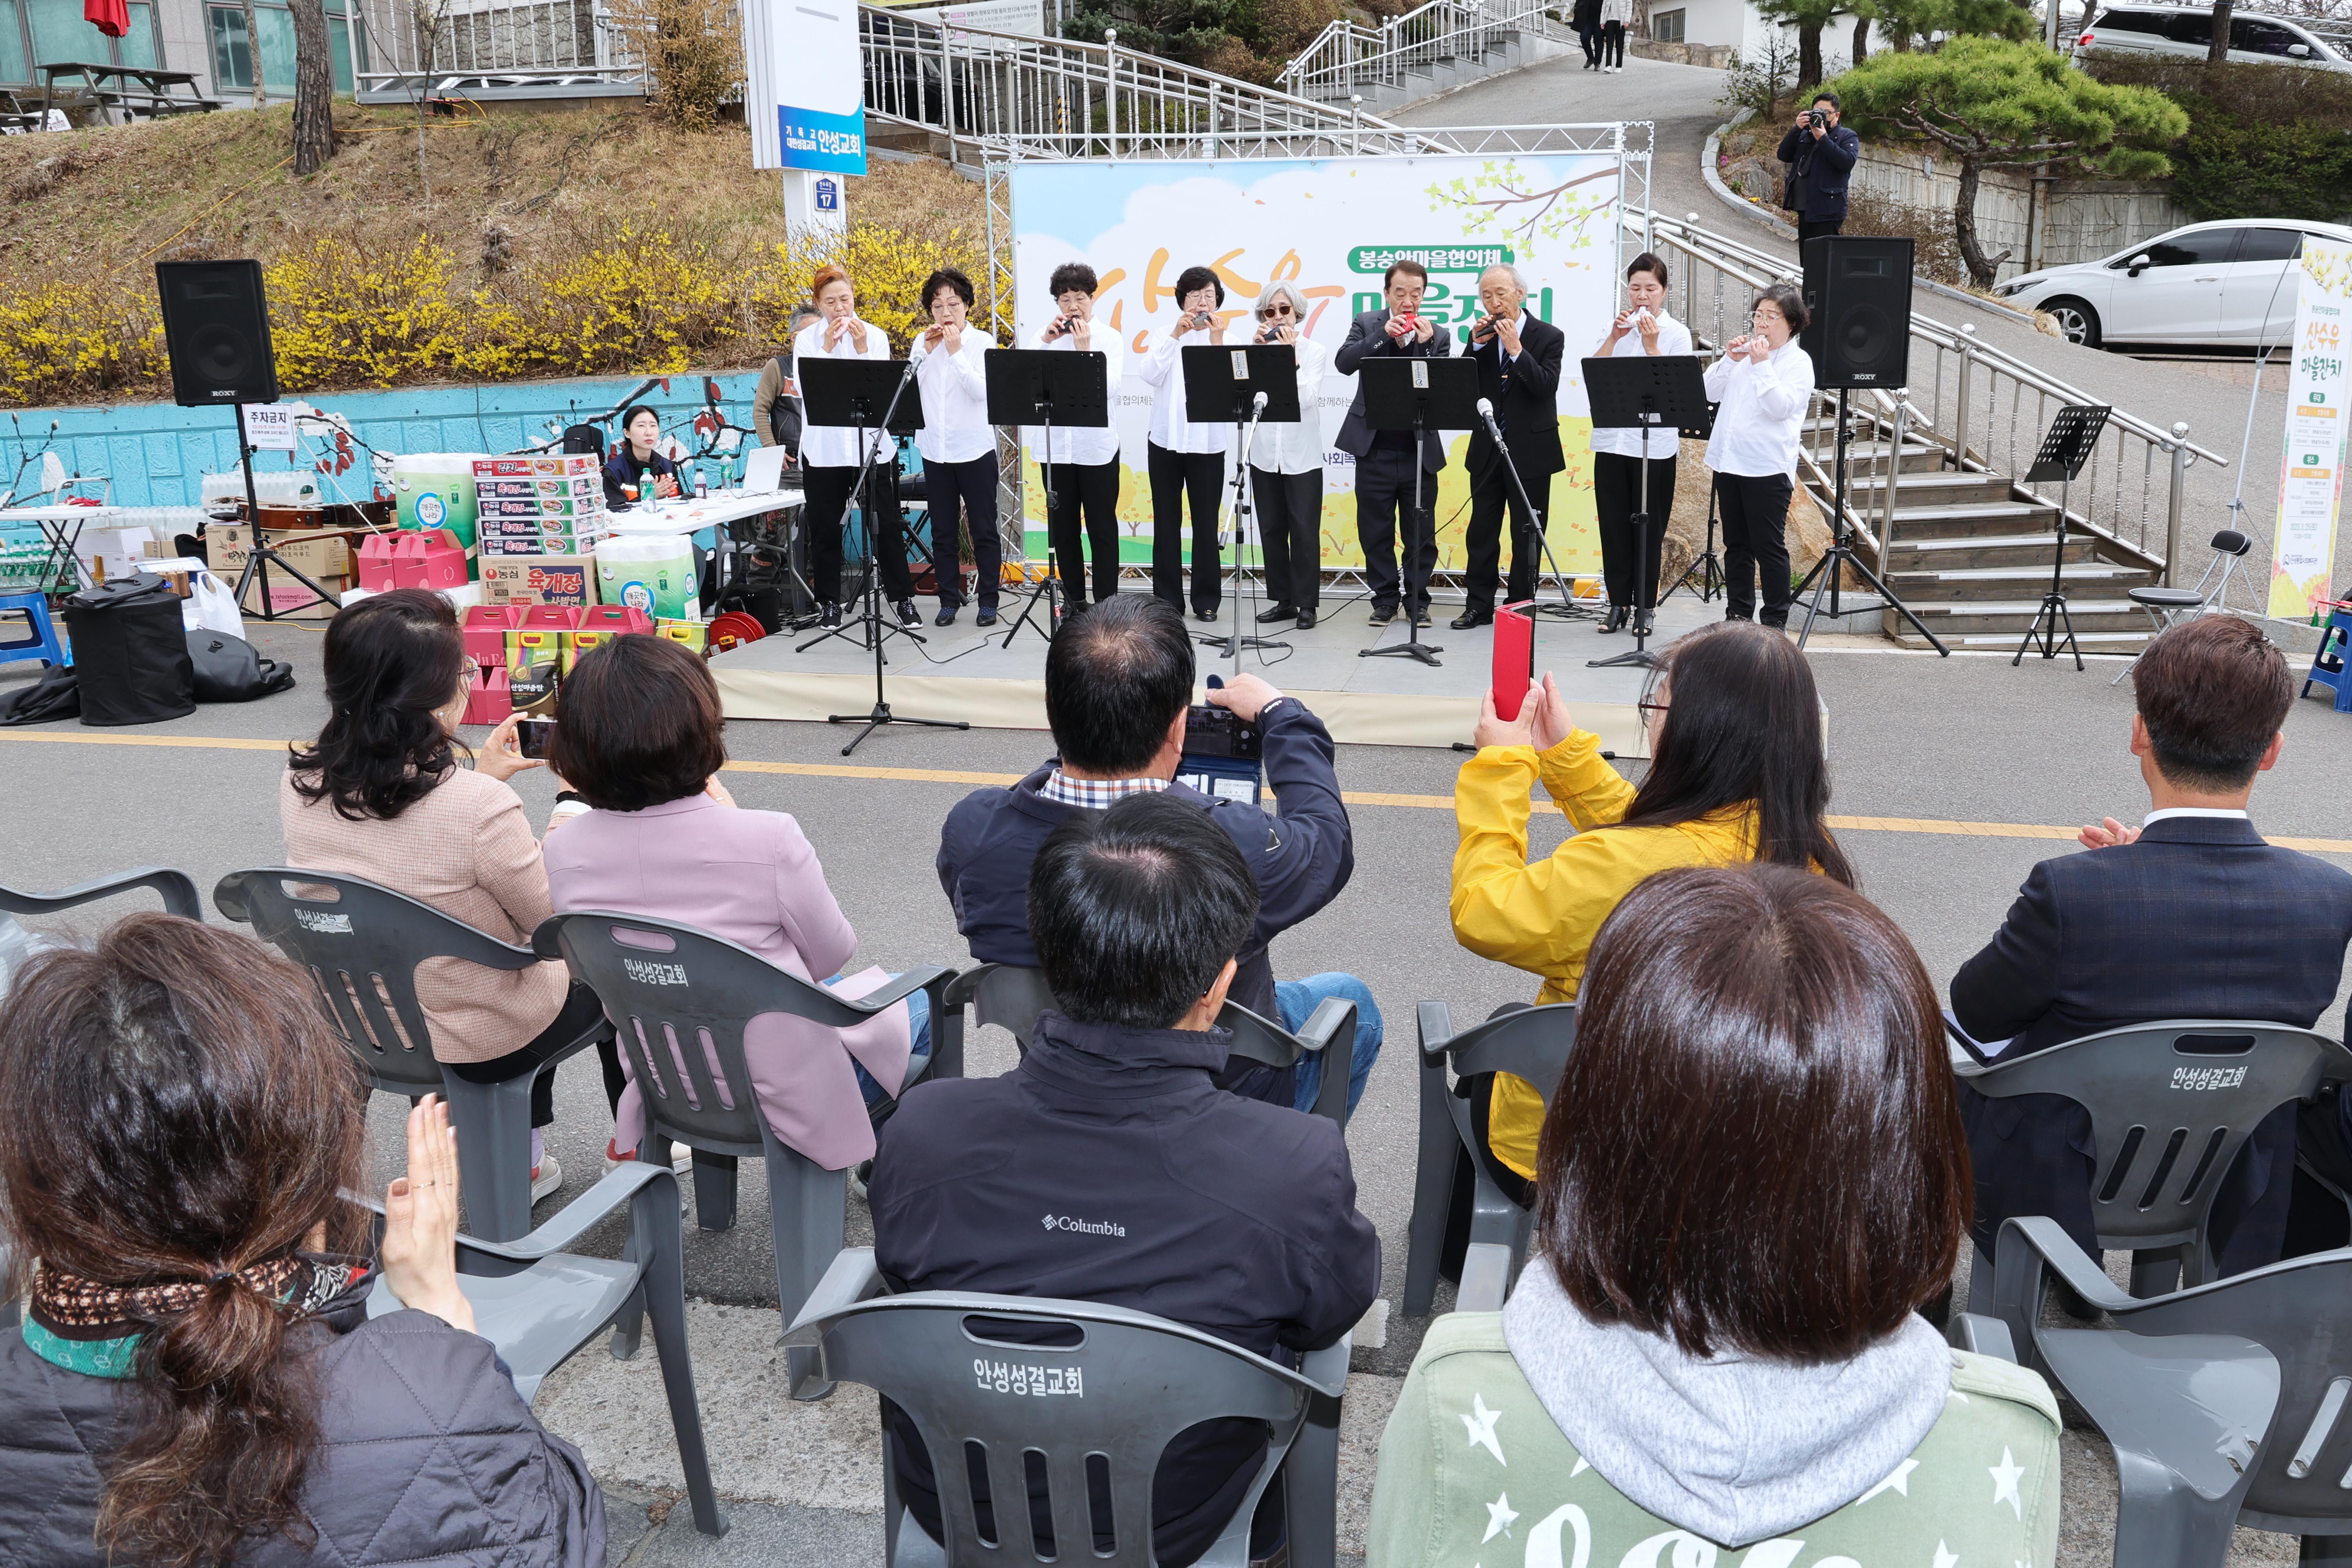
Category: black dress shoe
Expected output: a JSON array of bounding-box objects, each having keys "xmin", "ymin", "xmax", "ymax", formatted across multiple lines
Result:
[
  {"xmin": 1598, "ymin": 604, "xmax": 1627, "ymax": 633},
  {"xmin": 1256, "ymin": 604, "xmax": 1299, "ymax": 625},
  {"xmin": 820, "ymin": 601, "xmax": 842, "ymax": 628},
  {"xmin": 934, "ymin": 606, "xmax": 959, "ymax": 627},
  {"xmin": 896, "ymin": 599, "xmax": 922, "ymax": 628},
  {"xmin": 1193, "ymin": 609, "xmax": 1220, "ymax": 623},
  {"xmin": 1450, "ymin": 607, "xmax": 1494, "ymax": 631},
  {"xmin": 1296, "ymin": 609, "xmax": 1318, "ymax": 629},
  {"xmin": 1410, "ymin": 608, "xmax": 1433, "ymax": 628},
  {"xmin": 976, "ymin": 608, "xmax": 998, "ymax": 627},
  {"xmin": 1368, "ymin": 604, "xmax": 1397, "ymax": 626}
]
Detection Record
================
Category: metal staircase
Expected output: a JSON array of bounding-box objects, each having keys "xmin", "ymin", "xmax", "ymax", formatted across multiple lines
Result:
[{"xmin": 1276, "ymin": 0, "xmax": 1574, "ymax": 114}]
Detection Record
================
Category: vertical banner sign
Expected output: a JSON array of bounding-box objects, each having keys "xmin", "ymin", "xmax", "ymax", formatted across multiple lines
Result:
[
  {"xmin": 1008, "ymin": 154, "xmax": 1622, "ymax": 575},
  {"xmin": 2271, "ymin": 238, "xmax": 2352, "ymax": 619},
  {"xmin": 743, "ymin": 0, "xmax": 867, "ymax": 174}
]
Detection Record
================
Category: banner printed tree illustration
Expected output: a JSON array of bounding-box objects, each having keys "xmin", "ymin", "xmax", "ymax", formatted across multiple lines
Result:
[{"xmin": 1423, "ymin": 161, "xmax": 1619, "ymax": 261}]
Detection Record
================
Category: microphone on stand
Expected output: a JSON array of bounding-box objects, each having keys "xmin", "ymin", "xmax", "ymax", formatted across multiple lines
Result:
[
  {"xmin": 1252, "ymin": 390, "xmax": 1269, "ymax": 417},
  {"xmin": 1476, "ymin": 396, "xmax": 1503, "ymax": 437}
]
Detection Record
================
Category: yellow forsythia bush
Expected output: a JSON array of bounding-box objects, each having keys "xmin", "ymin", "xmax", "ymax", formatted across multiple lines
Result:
[
  {"xmin": 770, "ymin": 221, "xmax": 1009, "ymax": 354},
  {"xmin": 0, "ymin": 276, "xmax": 165, "ymax": 407},
  {"xmin": 461, "ymin": 223, "xmax": 742, "ymax": 379},
  {"xmin": 266, "ymin": 234, "xmax": 466, "ymax": 388}
]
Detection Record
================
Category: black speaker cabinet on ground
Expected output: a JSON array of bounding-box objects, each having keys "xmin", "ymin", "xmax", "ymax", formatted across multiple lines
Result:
[
  {"xmin": 156, "ymin": 260, "xmax": 279, "ymax": 408},
  {"xmin": 1800, "ymin": 236, "xmax": 1913, "ymax": 389}
]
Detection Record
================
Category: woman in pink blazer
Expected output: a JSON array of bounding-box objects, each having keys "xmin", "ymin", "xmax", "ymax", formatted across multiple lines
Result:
[{"xmin": 540, "ymin": 635, "xmax": 927, "ymax": 1173}]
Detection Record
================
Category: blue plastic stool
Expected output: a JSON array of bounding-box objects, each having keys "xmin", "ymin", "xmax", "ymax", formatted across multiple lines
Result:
[
  {"xmin": 2304, "ymin": 609, "xmax": 2352, "ymax": 713},
  {"xmin": 0, "ymin": 592, "xmax": 67, "ymax": 670}
]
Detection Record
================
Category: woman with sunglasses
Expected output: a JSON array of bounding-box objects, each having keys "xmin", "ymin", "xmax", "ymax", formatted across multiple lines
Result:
[
  {"xmin": 1446, "ymin": 619, "xmax": 1853, "ymax": 1211},
  {"xmin": 1703, "ymin": 281, "xmax": 1815, "ymax": 629},
  {"xmin": 1246, "ymin": 282, "xmax": 1330, "ymax": 628},
  {"xmin": 283, "ymin": 590, "xmax": 610, "ymax": 1201}
]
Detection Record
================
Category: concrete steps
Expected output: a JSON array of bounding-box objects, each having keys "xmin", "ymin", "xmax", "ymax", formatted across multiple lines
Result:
[{"xmin": 1299, "ymin": 26, "xmax": 1563, "ymax": 112}]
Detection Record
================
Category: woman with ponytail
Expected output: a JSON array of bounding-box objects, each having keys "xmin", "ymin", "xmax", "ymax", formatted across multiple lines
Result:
[
  {"xmin": 0, "ymin": 915, "xmax": 601, "ymax": 1566},
  {"xmin": 285, "ymin": 588, "xmax": 611, "ymax": 1198}
]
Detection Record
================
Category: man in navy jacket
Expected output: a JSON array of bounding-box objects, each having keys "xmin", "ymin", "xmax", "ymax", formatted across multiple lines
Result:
[
  {"xmin": 878, "ymin": 794, "xmax": 1381, "ymax": 1567},
  {"xmin": 1952, "ymin": 615, "xmax": 2352, "ymax": 1277},
  {"xmin": 1334, "ymin": 258, "xmax": 1454, "ymax": 627},
  {"xmin": 1777, "ymin": 91, "xmax": 1860, "ymax": 246},
  {"xmin": 936, "ymin": 592, "xmax": 1378, "ymax": 1113}
]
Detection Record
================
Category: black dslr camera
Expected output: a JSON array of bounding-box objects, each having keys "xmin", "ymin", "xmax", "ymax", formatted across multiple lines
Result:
[{"xmin": 1804, "ymin": 108, "xmax": 1827, "ymax": 129}]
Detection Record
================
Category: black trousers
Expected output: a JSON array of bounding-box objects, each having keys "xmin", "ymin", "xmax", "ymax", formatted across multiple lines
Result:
[
  {"xmin": 1462, "ymin": 456, "xmax": 1548, "ymax": 613},
  {"xmin": 924, "ymin": 453, "xmax": 1001, "ymax": 609},
  {"xmin": 1797, "ymin": 218, "xmax": 1845, "ymax": 246},
  {"xmin": 1251, "ymin": 466, "xmax": 1324, "ymax": 611},
  {"xmin": 1716, "ymin": 470, "xmax": 1794, "ymax": 626},
  {"xmin": 1576, "ymin": 19, "xmax": 1600, "ymax": 63},
  {"xmin": 805, "ymin": 463, "xmax": 913, "ymax": 607},
  {"xmin": 443, "ymin": 981, "xmax": 614, "ymax": 1129},
  {"xmin": 1599, "ymin": 19, "xmax": 1624, "ymax": 64},
  {"xmin": 1593, "ymin": 450, "xmax": 1677, "ymax": 609},
  {"xmin": 1354, "ymin": 445, "xmax": 1438, "ymax": 614},
  {"xmin": 1148, "ymin": 443, "xmax": 1225, "ymax": 615},
  {"xmin": 1045, "ymin": 459, "xmax": 1122, "ymax": 604}
]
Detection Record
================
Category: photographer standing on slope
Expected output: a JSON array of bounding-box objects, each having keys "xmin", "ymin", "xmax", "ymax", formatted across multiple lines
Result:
[{"xmin": 1779, "ymin": 91, "xmax": 1860, "ymax": 247}]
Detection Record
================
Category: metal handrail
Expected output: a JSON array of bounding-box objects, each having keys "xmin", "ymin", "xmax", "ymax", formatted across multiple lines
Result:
[
  {"xmin": 1641, "ymin": 211, "xmax": 2224, "ymax": 579},
  {"xmin": 350, "ymin": 0, "xmax": 643, "ymax": 87},
  {"xmin": 862, "ymin": 4, "xmax": 1441, "ymax": 162},
  {"xmin": 1276, "ymin": 0, "xmax": 1556, "ymax": 99}
]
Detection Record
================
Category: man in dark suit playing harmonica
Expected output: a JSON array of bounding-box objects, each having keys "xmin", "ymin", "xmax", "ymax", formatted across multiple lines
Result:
[
  {"xmin": 1334, "ymin": 258, "xmax": 1453, "ymax": 628},
  {"xmin": 1452, "ymin": 263, "xmax": 1566, "ymax": 630}
]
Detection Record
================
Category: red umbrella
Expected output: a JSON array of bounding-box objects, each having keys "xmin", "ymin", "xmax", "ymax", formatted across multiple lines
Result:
[{"xmin": 84, "ymin": 0, "xmax": 128, "ymax": 38}]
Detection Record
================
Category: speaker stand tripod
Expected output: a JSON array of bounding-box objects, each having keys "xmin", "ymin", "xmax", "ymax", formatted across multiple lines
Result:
[
  {"xmin": 224, "ymin": 403, "xmax": 341, "ymax": 622},
  {"xmin": 1664, "ymin": 477, "xmax": 1724, "ymax": 604},
  {"xmin": 2012, "ymin": 403, "xmax": 2110, "ymax": 673},
  {"xmin": 1793, "ymin": 389, "xmax": 1948, "ymax": 655}
]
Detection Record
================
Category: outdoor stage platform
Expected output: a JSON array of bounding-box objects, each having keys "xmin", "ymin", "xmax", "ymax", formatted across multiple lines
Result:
[{"xmin": 713, "ymin": 586, "xmax": 1724, "ymax": 754}]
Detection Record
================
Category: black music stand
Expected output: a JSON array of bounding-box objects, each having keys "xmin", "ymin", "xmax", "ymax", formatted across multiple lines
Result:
[
  {"xmin": 1183, "ymin": 343, "xmax": 1299, "ymax": 662},
  {"xmin": 2013, "ymin": 403, "xmax": 2110, "ymax": 672},
  {"xmin": 1357, "ymin": 356, "xmax": 1477, "ymax": 667},
  {"xmin": 987, "ymin": 347, "xmax": 1109, "ymax": 649},
  {"xmin": 1583, "ymin": 354, "xmax": 1710, "ymax": 670},
  {"xmin": 795, "ymin": 357, "xmax": 968, "ymax": 755}
]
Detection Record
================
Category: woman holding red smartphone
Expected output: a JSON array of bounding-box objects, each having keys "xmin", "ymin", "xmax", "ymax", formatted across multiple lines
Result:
[{"xmin": 1138, "ymin": 264, "xmax": 1233, "ymax": 622}]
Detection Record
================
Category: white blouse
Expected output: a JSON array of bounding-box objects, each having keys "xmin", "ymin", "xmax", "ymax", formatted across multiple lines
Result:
[
  {"xmin": 1247, "ymin": 336, "xmax": 1331, "ymax": 477},
  {"xmin": 1028, "ymin": 331, "xmax": 1125, "ymax": 468},
  {"xmin": 910, "ymin": 329, "xmax": 998, "ymax": 466},
  {"xmin": 1588, "ymin": 310, "xmax": 1697, "ymax": 458},
  {"xmin": 792, "ymin": 314, "xmax": 895, "ymax": 470},
  {"xmin": 1702, "ymin": 338, "xmax": 1816, "ymax": 479},
  {"xmin": 1140, "ymin": 333, "xmax": 1234, "ymax": 456}
]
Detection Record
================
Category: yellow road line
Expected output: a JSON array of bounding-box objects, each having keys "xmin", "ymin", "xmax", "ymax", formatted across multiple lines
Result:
[{"xmin": 6, "ymin": 730, "xmax": 2350, "ymax": 853}]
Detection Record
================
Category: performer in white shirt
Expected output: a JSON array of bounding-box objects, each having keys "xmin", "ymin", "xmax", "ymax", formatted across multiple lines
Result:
[
  {"xmin": 1138, "ymin": 264, "xmax": 1233, "ymax": 622},
  {"xmin": 1701, "ymin": 281, "xmax": 1816, "ymax": 630},
  {"xmin": 910, "ymin": 266, "xmax": 1002, "ymax": 627},
  {"xmin": 1245, "ymin": 283, "xmax": 1330, "ymax": 629},
  {"xmin": 794, "ymin": 265, "xmax": 915, "ymax": 630},
  {"xmin": 1034, "ymin": 262, "xmax": 1125, "ymax": 613},
  {"xmin": 1590, "ymin": 251, "xmax": 1696, "ymax": 633}
]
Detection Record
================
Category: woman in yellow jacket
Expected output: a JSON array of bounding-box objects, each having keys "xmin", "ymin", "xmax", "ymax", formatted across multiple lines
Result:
[{"xmin": 1451, "ymin": 620, "xmax": 1855, "ymax": 1190}]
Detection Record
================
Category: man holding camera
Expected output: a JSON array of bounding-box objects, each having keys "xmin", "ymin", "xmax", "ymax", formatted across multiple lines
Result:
[
  {"xmin": 1777, "ymin": 91, "xmax": 1860, "ymax": 247},
  {"xmin": 936, "ymin": 593, "xmax": 1383, "ymax": 1117}
]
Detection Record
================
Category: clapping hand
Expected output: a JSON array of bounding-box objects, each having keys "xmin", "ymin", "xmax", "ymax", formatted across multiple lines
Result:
[
  {"xmin": 2078, "ymin": 816, "xmax": 2142, "ymax": 850},
  {"xmin": 380, "ymin": 1096, "xmax": 475, "ymax": 1334}
]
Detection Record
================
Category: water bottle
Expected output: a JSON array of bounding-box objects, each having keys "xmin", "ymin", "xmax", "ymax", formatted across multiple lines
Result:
[
  {"xmin": 644, "ymin": 462, "xmax": 662, "ymax": 513},
  {"xmin": 694, "ymin": 466, "xmax": 709, "ymax": 500}
]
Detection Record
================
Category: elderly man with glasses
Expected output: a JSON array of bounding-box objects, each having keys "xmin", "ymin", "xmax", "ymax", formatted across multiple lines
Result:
[
  {"xmin": 1453, "ymin": 262, "xmax": 1568, "ymax": 631},
  {"xmin": 1245, "ymin": 283, "xmax": 1332, "ymax": 628}
]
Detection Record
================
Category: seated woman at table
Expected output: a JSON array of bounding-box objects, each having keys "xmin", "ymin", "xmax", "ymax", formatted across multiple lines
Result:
[
  {"xmin": 541, "ymin": 632, "xmax": 931, "ymax": 1176},
  {"xmin": 601, "ymin": 405, "xmax": 688, "ymax": 509}
]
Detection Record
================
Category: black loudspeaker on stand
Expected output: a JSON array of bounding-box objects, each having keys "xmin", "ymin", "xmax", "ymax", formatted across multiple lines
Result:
[
  {"xmin": 2012, "ymin": 403, "xmax": 2111, "ymax": 671},
  {"xmin": 1791, "ymin": 236, "xmax": 1948, "ymax": 655},
  {"xmin": 155, "ymin": 260, "xmax": 338, "ymax": 624}
]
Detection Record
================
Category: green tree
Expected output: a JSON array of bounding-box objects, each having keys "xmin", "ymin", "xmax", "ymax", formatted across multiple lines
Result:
[
  {"xmin": 1756, "ymin": 0, "xmax": 1839, "ymax": 86},
  {"xmin": 1862, "ymin": 0, "xmax": 2032, "ymax": 51},
  {"xmin": 1832, "ymin": 36, "xmax": 2187, "ymax": 287}
]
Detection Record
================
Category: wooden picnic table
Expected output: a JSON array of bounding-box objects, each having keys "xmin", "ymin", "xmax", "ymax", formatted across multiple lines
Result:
[{"xmin": 37, "ymin": 61, "xmax": 221, "ymax": 126}]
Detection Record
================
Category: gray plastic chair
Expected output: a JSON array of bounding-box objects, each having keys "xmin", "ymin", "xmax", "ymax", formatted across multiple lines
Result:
[
  {"xmin": 358, "ymin": 1160, "xmax": 729, "ymax": 1540},
  {"xmin": 1401, "ymin": 1000, "xmax": 1577, "ymax": 1316},
  {"xmin": 1953, "ymin": 1019, "xmax": 2352, "ymax": 1307},
  {"xmin": 936, "ymin": 962, "xmax": 1354, "ymax": 1125},
  {"xmin": 788, "ymin": 1247, "xmax": 1351, "ymax": 1568},
  {"xmin": 534, "ymin": 908, "xmax": 956, "ymax": 1398},
  {"xmin": 214, "ymin": 868, "xmax": 611, "ymax": 1245},
  {"xmin": 1987, "ymin": 1214, "xmax": 2352, "ymax": 1568},
  {"xmin": 0, "ymin": 864, "xmax": 203, "ymax": 922}
]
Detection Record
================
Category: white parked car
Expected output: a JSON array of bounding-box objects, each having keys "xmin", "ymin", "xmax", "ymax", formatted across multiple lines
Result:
[
  {"xmin": 1992, "ymin": 219, "xmax": 2352, "ymax": 349},
  {"xmin": 2075, "ymin": 3, "xmax": 2352, "ymax": 69}
]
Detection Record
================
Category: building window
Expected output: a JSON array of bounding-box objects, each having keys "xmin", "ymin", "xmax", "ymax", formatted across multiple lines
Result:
[
  {"xmin": 1650, "ymin": 7, "xmax": 1684, "ymax": 39},
  {"xmin": 208, "ymin": 0, "xmax": 354, "ymax": 93},
  {"xmin": 2, "ymin": 0, "xmax": 167, "ymax": 87}
]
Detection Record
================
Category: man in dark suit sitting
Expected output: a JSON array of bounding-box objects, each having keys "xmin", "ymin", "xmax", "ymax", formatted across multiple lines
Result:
[
  {"xmin": 1952, "ymin": 614, "xmax": 2352, "ymax": 1278},
  {"xmin": 1333, "ymin": 258, "xmax": 1454, "ymax": 628},
  {"xmin": 1451, "ymin": 263, "xmax": 1566, "ymax": 630}
]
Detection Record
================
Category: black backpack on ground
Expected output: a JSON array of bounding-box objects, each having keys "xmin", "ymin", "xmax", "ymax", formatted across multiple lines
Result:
[
  {"xmin": 186, "ymin": 628, "xmax": 296, "ymax": 703},
  {"xmin": 62, "ymin": 574, "xmax": 193, "ymax": 727}
]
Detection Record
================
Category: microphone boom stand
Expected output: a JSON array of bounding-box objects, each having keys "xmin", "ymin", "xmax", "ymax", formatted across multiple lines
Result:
[
  {"xmin": 1199, "ymin": 393, "xmax": 1288, "ymax": 661},
  {"xmin": 1360, "ymin": 405, "xmax": 1443, "ymax": 668},
  {"xmin": 1474, "ymin": 397, "xmax": 1588, "ymax": 624},
  {"xmin": 1588, "ymin": 399, "xmax": 1664, "ymax": 670},
  {"xmin": 998, "ymin": 413, "xmax": 1064, "ymax": 649}
]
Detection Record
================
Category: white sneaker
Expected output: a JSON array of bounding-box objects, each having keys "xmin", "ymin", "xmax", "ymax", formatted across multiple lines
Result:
[{"xmin": 531, "ymin": 1155, "xmax": 563, "ymax": 1203}]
